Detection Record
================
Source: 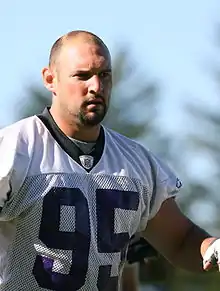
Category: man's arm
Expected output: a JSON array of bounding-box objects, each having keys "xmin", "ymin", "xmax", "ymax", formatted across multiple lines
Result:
[
  {"xmin": 121, "ymin": 263, "xmax": 139, "ymax": 291},
  {"xmin": 142, "ymin": 197, "xmax": 217, "ymax": 272}
]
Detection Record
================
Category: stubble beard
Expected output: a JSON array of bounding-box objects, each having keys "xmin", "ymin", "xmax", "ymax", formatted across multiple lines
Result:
[{"xmin": 78, "ymin": 104, "xmax": 107, "ymax": 126}]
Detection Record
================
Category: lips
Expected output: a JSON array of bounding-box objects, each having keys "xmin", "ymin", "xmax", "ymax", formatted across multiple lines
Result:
[{"xmin": 86, "ymin": 98, "xmax": 104, "ymax": 105}]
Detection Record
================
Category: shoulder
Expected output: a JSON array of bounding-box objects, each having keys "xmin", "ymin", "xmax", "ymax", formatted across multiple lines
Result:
[
  {"xmin": 104, "ymin": 127, "xmax": 180, "ymax": 184},
  {"xmin": 0, "ymin": 117, "xmax": 40, "ymax": 203},
  {"xmin": 0, "ymin": 115, "xmax": 39, "ymax": 137},
  {"xmin": 104, "ymin": 127, "xmax": 155, "ymax": 160},
  {"xmin": 0, "ymin": 115, "xmax": 42, "ymax": 152},
  {"xmin": 103, "ymin": 127, "xmax": 156, "ymax": 176},
  {"xmin": 0, "ymin": 115, "xmax": 45, "ymax": 197},
  {"xmin": 104, "ymin": 127, "xmax": 146, "ymax": 152}
]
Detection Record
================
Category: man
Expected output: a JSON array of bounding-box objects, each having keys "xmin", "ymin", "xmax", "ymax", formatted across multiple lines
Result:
[{"xmin": 0, "ymin": 30, "xmax": 219, "ymax": 291}]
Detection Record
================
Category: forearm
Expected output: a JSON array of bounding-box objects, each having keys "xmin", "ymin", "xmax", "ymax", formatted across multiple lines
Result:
[
  {"xmin": 121, "ymin": 263, "xmax": 139, "ymax": 291},
  {"xmin": 169, "ymin": 223, "xmax": 215, "ymax": 273},
  {"xmin": 143, "ymin": 199, "xmax": 217, "ymax": 274}
]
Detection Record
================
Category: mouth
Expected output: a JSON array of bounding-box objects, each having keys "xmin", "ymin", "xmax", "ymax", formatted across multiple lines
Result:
[{"xmin": 86, "ymin": 98, "xmax": 105, "ymax": 107}]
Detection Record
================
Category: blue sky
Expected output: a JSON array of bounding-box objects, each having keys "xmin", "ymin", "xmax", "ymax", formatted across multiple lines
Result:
[
  {"xmin": 1, "ymin": 1, "xmax": 220, "ymax": 226},
  {"xmin": 1, "ymin": 0, "xmax": 220, "ymax": 134}
]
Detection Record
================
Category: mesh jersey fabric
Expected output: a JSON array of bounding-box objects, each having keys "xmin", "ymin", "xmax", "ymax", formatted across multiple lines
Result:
[{"xmin": 0, "ymin": 115, "xmax": 182, "ymax": 290}]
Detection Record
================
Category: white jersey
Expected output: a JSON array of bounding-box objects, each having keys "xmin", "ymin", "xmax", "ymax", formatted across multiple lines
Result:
[{"xmin": 0, "ymin": 108, "xmax": 182, "ymax": 290}]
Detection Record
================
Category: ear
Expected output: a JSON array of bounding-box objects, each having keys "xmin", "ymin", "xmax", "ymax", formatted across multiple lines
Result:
[{"xmin": 41, "ymin": 67, "xmax": 56, "ymax": 93}]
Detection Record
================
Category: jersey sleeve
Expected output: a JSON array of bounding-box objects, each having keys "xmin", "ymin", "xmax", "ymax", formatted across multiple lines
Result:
[
  {"xmin": 147, "ymin": 152, "xmax": 182, "ymax": 220},
  {"xmin": 0, "ymin": 129, "xmax": 29, "ymax": 220}
]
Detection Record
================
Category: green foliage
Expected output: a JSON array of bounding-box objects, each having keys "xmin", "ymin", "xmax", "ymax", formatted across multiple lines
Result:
[{"xmin": 184, "ymin": 99, "xmax": 220, "ymax": 231}]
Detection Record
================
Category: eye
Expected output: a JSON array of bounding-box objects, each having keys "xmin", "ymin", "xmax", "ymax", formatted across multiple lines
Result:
[
  {"xmin": 99, "ymin": 71, "xmax": 111, "ymax": 79},
  {"xmin": 75, "ymin": 73, "xmax": 91, "ymax": 80}
]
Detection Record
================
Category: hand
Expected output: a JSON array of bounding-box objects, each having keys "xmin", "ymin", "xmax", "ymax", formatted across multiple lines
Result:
[
  {"xmin": 203, "ymin": 238, "xmax": 220, "ymax": 271},
  {"xmin": 127, "ymin": 236, "xmax": 159, "ymax": 264}
]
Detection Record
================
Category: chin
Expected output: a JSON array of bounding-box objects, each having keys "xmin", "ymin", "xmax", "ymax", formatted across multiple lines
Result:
[{"xmin": 83, "ymin": 113, "xmax": 105, "ymax": 126}]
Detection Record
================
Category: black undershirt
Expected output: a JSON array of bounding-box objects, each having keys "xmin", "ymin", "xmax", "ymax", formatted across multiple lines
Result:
[{"xmin": 37, "ymin": 107, "xmax": 105, "ymax": 172}]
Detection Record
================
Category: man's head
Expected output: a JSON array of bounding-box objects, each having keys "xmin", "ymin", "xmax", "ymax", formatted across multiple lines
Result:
[{"xmin": 42, "ymin": 30, "xmax": 112, "ymax": 127}]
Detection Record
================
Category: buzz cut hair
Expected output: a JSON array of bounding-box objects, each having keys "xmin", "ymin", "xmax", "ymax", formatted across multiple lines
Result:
[{"xmin": 48, "ymin": 30, "xmax": 108, "ymax": 68}]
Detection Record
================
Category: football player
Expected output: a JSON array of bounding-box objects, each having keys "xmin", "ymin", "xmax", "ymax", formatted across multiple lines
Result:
[{"xmin": 0, "ymin": 30, "xmax": 219, "ymax": 291}]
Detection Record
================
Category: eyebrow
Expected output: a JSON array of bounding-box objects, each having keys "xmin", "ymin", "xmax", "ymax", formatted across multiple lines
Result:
[
  {"xmin": 73, "ymin": 68, "xmax": 112, "ymax": 75},
  {"xmin": 76, "ymin": 68, "xmax": 111, "ymax": 72}
]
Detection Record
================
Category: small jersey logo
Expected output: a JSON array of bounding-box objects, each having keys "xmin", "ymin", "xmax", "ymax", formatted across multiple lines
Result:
[
  {"xmin": 176, "ymin": 178, "xmax": 182, "ymax": 189},
  {"xmin": 79, "ymin": 155, "xmax": 94, "ymax": 170}
]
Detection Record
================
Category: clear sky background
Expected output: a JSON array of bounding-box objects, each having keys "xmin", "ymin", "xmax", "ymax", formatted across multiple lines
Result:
[{"xmin": 1, "ymin": 0, "xmax": 220, "ymax": 134}]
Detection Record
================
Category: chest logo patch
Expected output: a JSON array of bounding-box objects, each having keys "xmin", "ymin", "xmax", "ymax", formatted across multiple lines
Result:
[{"xmin": 79, "ymin": 155, "xmax": 94, "ymax": 170}]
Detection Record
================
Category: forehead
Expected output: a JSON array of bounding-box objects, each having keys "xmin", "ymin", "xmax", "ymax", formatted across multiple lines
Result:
[{"xmin": 59, "ymin": 41, "xmax": 111, "ymax": 71}]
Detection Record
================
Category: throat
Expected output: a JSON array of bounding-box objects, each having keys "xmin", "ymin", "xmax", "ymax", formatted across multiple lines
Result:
[
  {"xmin": 68, "ymin": 137, "xmax": 96, "ymax": 170},
  {"xmin": 68, "ymin": 137, "xmax": 96, "ymax": 155}
]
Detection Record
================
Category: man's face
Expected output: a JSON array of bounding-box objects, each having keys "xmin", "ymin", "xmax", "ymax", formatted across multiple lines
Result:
[{"xmin": 53, "ymin": 40, "xmax": 112, "ymax": 126}]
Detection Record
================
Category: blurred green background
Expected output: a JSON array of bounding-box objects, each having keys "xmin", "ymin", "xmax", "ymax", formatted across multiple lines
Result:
[{"xmin": 2, "ymin": 1, "xmax": 220, "ymax": 290}]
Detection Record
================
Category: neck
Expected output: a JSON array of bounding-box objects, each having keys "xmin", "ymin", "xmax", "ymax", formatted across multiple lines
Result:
[{"xmin": 49, "ymin": 107, "xmax": 101, "ymax": 142}]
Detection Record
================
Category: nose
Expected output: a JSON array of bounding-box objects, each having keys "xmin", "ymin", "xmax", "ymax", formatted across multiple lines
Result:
[{"xmin": 89, "ymin": 74, "xmax": 103, "ymax": 94}]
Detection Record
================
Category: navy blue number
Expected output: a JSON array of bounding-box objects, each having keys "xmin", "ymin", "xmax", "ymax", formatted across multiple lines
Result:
[
  {"xmin": 33, "ymin": 187, "xmax": 139, "ymax": 291},
  {"xmin": 33, "ymin": 187, "xmax": 90, "ymax": 290},
  {"xmin": 96, "ymin": 189, "xmax": 139, "ymax": 290}
]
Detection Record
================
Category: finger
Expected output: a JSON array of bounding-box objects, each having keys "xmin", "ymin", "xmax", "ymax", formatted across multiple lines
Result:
[
  {"xmin": 204, "ymin": 253, "xmax": 218, "ymax": 270},
  {"xmin": 203, "ymin": 260, "xmax": 213, "ymax": 271}
]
